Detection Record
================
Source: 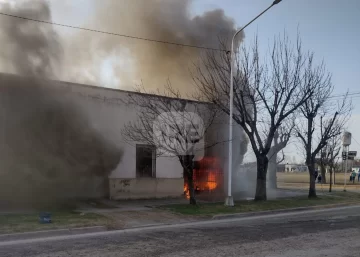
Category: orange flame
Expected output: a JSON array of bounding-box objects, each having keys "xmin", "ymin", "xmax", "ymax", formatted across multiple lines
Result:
[
  {"xmin": 206, "ymin": 172, "xmax": 217, "ymax": 190},
  {"xmin": 184, "ymin": 157, "xmax": 221, "ymax": 198},
  {"xmin": 184, "ymin": 184, "xmax": 190, "ymax": 199}
]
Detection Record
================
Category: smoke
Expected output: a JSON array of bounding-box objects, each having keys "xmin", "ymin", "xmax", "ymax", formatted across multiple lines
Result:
[
  {"xmin": 0, "ymin": 1, "xmax": 122, "ymax": 210},
  {"xmin": 63, "ymin": 0, "xmax": 242, "ymax": 92},
  {"xmin": 0, "ymin": 75, "xmax": 123, "ymax": 209},
  {"xmin": 65, "ymin": 0, "xmax": 249, "ymax": 198},
  {"xmin": 0, "ymin": 0, "xmax": 62, "ymax": 78},
  {"xmin": 0, "ymin": 0, "xmax": 243, "ymax": 92},
  {"xmin": 0, "ymin": 0, "xmax": 249, "ymax": 205}
]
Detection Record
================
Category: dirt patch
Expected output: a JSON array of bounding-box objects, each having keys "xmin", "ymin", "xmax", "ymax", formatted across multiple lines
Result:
[{"xmin": 101, "ymin": 209, "xmax": 203, "ymax": 229}]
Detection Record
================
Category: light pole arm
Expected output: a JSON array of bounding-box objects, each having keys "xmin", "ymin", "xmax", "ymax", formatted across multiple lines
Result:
[{"xmin": 231, "ymin": 1, "xmax": 280, "ymax": 54}]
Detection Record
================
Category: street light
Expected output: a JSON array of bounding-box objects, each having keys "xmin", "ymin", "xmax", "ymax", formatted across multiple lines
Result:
[{"xmin": 225, "ymin": 0, "xmax": 283, "ymax": 207}]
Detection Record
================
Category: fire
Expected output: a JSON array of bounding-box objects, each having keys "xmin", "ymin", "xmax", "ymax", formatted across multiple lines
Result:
[
  {"xmin": 206, "ymin": 172, "xmax": 217, "ymax": 190},
  {"xmin": 184, "ymin": 184, "xmax": 190, "ymax": 199},
  {"xmin": 183, "ymin": 157, "xmax": 222, "ymax": 199}
]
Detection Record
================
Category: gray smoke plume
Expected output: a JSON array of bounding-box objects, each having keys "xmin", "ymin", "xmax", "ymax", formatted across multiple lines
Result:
[
  {"xmin": 0, "ymin": 0, "xmax": 122, "ymax": 210},
  {"xmin": 0, "ymin": 0, "xmax": 249, "ymax": 205},
  {"xmin": 1, "ymin": 0, "xmax": 244, "ymax": 92},
  {"xmin": 63, "ymin": 0, "xmax": 243, "ymax": 93},
  {"xmin": 63, "ymin": 0, "xmax": 250, "ymax": 198},
  {"xmin": 0, "ymin": 0, "xmax": 62, "ymax": 78}
]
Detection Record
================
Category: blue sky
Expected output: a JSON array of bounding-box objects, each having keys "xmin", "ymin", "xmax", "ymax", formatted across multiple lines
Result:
[
  {"xmin": 191, "ymin": 0, "xmax": 360, "ymax": 99},
  {"xmin": 192, "ymin": 0, "xmax": 360, "ymax": 161},
  {"xmin": 47, "ymin": 0, "xmax": 360, "ymax": 161}
]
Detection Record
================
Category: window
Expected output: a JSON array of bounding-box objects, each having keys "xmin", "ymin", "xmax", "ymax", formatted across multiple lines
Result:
[{"xmin": 136, "ymin": 144, "xmax": 156, "ymax": 178}]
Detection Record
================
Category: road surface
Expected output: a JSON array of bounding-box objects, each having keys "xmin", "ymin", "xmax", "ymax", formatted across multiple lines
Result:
[{"xmin": 1, "ymin": 205, "xmax": 360, "ymax": 256}]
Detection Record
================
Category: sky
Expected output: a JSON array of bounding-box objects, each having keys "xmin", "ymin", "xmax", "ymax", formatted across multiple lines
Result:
[
  {"xmin": 50, "ymin": 0, "xmax": 360, "ymax": 162},
  {"xmin": 2, "ymin": 0, "xmax": 360, "ymax": 163},
  {"xmin": 191, "ymin": 0, "xmax": 360, "ymax": 162}
]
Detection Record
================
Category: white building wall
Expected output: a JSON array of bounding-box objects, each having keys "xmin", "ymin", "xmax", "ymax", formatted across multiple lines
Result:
[
  {"xmin": 156, "ymin": 157, "xmax": 183, "ymax": 178},
  {"xmin": 0, "ymin": 73, "xmax": 233, "ymax": 200},
  {"xmin": 58, "ymin": 81, "xmax": 183, "ymax": 181}
]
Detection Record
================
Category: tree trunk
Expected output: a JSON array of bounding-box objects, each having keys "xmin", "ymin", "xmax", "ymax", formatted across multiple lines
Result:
[
  {"xmin": 308, "ymin": 164, "xmax": 317, "ymax": 198},
  {"xmin": 329, "ymin": 167, "xmax": 333, "ymax": 192},
  {"xmin": 183, "ymin": 155, "xmax": 196, "ymax": 205},
  {"xmin": 267, "ymin": 137, "xmax": 287, "ymax": 191},
  {"xmin": 255, "ymin": 155, "xmax": 268, "ymax": 201},
  {"xmin": 320, "ymin": 164, "xmax": 327, "ymax": 184},
  {"xmin": 186, "ymin": 169, "xmax": 197, "ymax": 205},
  {"xmin": 267, "ymin": 153, "xmax": 277, "ymax": 190}
]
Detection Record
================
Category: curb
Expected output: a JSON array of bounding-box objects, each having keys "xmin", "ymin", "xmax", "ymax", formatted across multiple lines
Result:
[
  {"xmin": 0, "ymin": 226, "xmax": 107, "ymax": 242},
  {"xmin": 212, "ymin": 202, "xmax": 358, "ymax": 220}
]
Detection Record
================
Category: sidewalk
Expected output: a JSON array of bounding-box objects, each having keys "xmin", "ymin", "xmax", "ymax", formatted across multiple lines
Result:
[
  {"xmin": 0, "ymin": 188, "xmax": 344, "ymax": 239},
  {"xmin": 2, "ymin": 201, "xmax": 360, "ymax": 244},
  {"xmin": 0, "ymin": 197, "xmax": 203, "ymax": 237},
  {"xmin": 0, "ymin": 198, "xmax": 204, "ymax": 242},
  {"xmin": 75, "ymin": 198, "xmax": 209, "ymax": 230}
]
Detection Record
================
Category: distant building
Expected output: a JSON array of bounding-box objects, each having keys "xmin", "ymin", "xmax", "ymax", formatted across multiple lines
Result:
[
  {"xmin": 277, "ymin": 164, "xmax": 286, "ymax": 172},
  {"xmin": 284, "ymin": 164, "xmax": 308, "ymax": 173},
  {"xmin": 352, "ymin": 166, "xmax": 360, "ymax": 173}
]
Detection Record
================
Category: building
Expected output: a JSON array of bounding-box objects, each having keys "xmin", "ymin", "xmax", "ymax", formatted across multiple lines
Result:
[
  {"xmin": 276, "ymin": 164, "xmax": 286, "ymax": 172},
  {"xmin": 0, "ymin": 73, "xmax": 236, "ymax": 203},
  {"xmin": 352, "ymin": 166, "xmax": 360, "ymax": 173},
  {"xmin": 284, "ymin": 164, "xmax": 308, "ymax": 173}
]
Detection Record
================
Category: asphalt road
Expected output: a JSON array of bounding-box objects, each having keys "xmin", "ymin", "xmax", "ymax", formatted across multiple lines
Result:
[{"xmin": 1, "ymin": 205, "xmax": 360, "ymax": 257}]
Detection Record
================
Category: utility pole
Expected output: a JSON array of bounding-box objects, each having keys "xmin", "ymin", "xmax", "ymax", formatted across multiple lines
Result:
[{"xmin": 225, "ymin": 0, "xmax": 283, "ymax": 207}]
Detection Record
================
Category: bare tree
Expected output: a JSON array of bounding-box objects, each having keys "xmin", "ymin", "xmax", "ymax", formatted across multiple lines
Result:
[
  {"xmin": 322, "ymin": 136, "xmax": 342, "ymax": 192},
  {"xmin": 267, "ymin": 125, "xmax": 293, "ymax": 189},
  {"xmin": 193, "ymin": 34, "xmax": 316, "ymax": 200},
  {"xmin": 296, "ymin": 65, "xmax": 351, "ymax": 198},
  {"xmin": 122, "ymin": 82, "xmax": 218, "ymax": 205},
  {"xmin": 318, "ymin": 128, "xmax": 342, "ymax": 185}
]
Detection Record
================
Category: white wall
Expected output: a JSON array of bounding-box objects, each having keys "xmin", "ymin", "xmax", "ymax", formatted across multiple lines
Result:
[
  {"xmin": 55, "ymin": 81, "xmax": 184, "ymax": 180},
  {"xmin": 156, "ymin": 156, "xmax": 183, "ymax": 178}
]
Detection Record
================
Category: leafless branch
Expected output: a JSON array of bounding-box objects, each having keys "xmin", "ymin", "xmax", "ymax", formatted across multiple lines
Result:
[
  {"xmin": 121, "ymin": 80, "xmax": 219, "ymax": 204},
  {"xmin": 295, "ymin": 63, "xmax": 352, "ymax": 196},
  {"xmin": 193, "ymin": 32, "xmax": 318, "ymax": 200}
]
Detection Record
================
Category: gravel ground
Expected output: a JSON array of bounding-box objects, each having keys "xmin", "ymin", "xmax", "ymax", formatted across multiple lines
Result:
[{"xmin": 1, "ymin": 206, "xmax": 360, "ymax": 256}]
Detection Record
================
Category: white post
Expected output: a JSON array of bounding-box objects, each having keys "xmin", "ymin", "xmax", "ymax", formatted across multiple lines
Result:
[
  {"xmin": 344, "ymin": 146, "xmax": 348, "ymax": 191},
  {"xmin": 225, "ymin": 39, "xmax": 235, "ymax": 207}
]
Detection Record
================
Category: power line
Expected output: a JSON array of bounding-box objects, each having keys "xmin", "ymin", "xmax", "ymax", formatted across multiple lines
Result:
[
  {"xmin": 0, "ymin": 11, "xmax": 225, "ymax": 52},
  {"xmin": 0, "ymin": 11, "xmax": 359, "ymax": 98},
  {"xmin": 325, "ymin": 92, "xmax": 360, "ymax": 105},
  {"xmin": 352, "ymin": 136, "xmax": 360, "ymax": 148},
  {"xmin": 328, "ymin": 95, "xmax": 360, "ymax": 103},
  {"xmin": 329, "ymin": 91, "xmax": 360, "ymax": 99}
]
